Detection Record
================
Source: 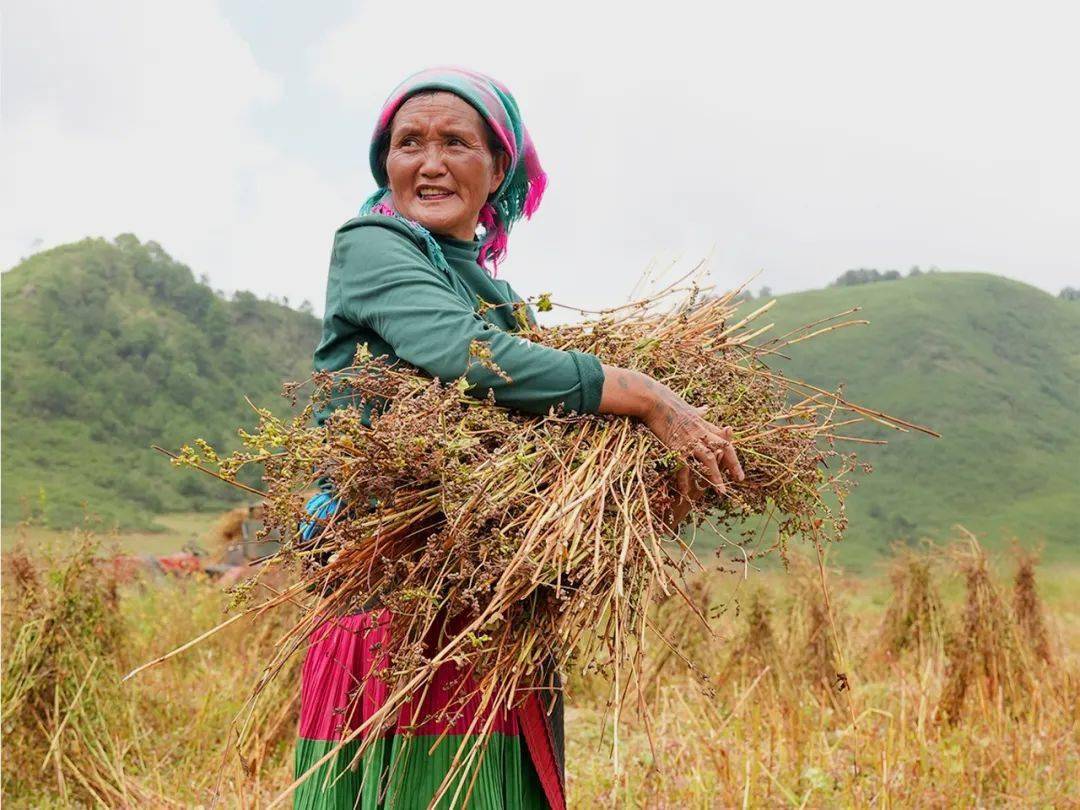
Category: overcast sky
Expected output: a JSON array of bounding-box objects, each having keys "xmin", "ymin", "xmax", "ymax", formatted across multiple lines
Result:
[{"xmin": 3, "ymin": 0, "xmax": 1077, "ymax": 315}]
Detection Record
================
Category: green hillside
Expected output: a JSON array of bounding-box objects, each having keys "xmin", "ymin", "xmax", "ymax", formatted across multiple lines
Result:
[
  {"xmin": 3, "ymin": 239, "xmax": 1076, "ymax": 563},
  {"xmin": 1, "ymin": 236, "xmax": 320, "ymax": 529},
  {"xmin": 753, "ymin": 272, "xmax": 1080, "ymax": 566}
]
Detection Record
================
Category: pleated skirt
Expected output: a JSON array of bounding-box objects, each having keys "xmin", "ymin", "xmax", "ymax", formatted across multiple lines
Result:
[{"xmin": 292, "ymin": 609, "xmax": 565, "ymax": 810}]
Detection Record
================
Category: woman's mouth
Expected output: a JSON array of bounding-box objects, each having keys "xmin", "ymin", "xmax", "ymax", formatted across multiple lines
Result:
[{"xmin": 417, "ymin": 186, "xmax": 454, "ymax": 201}]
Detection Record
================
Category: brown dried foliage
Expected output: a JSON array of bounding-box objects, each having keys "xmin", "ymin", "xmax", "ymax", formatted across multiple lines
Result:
[
  {"xmin": 939, "ymin": 530, "xmax": 1039, "ymax": 724},
  {"xmin": 879, "ymin": 544, "xmax": 946, "ymax": 664},
  {"xmin": 1, "ymin": 537, "xmax": 163, "ymax": 806},
  {"xmin": 1012, "ymin": 545, "xmax": 1053, "ymax": 665}
]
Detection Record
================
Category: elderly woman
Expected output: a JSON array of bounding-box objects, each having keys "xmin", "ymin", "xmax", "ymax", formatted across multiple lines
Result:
[{"xmin": 296, "ymin": 68, "xmax": 743, "ymax": 809}]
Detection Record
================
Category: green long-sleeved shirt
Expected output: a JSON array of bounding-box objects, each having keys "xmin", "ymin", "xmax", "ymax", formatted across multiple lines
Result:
[{"xmin": 313, "ymin": 214, "xmax": 605, "ymax": 425}]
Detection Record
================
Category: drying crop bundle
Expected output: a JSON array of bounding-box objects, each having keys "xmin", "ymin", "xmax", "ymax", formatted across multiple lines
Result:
[{"xmin": 149, "ymin": 275, "xmax": 933, "ymax": 803}]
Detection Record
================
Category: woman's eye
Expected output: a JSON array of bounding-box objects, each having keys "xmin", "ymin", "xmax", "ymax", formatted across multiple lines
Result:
[
  {"xmin": 400, "ymin": 136, "xmax": 419, "ymax": 147},
  {"xmin": 447, "ymin": 137, "xmax": 465, "ymax": 147}
]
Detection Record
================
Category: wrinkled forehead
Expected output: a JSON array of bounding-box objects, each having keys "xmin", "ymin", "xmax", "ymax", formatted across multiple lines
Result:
[{"xmin": 390, "ymin": 91, "xmax": 486, "ymax": 133}]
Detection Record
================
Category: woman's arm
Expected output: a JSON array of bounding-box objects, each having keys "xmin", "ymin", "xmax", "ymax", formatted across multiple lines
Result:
[
  {"xmin": 333, "ymin": 221, "xmax": 603, "ymax": 416},
  {"xmin": 599, "ymin": 364, "xmax": 745, "ymax": 493}
]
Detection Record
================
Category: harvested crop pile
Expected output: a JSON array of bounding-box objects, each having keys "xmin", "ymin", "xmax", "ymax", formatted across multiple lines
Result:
[
  {"xmin": 1, "ymin": 537, "xmax": 159, "ymax": 806},
  {"xmin": 154, "ymin": 279, "xmax": 934, "ymax": 802}
]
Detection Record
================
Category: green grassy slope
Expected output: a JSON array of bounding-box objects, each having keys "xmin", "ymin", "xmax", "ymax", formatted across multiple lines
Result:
[
  {"xmin": 4, "ymin": 238, "xmax": 1076, "ymax": 561},
  {"xmin": 752, "ymin": 273, "xmax": 1080, "ymax": 566},
  {"xmin": 1, "ymin": 236, "xmax": 321, "ymax": 529}
]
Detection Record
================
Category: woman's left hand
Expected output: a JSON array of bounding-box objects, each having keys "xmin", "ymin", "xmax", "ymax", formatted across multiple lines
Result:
[{"xmin": 669, "ymin": 424, "xmax": 735, "ymax": 528}]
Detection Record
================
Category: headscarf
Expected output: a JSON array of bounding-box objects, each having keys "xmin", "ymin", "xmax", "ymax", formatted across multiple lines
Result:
[{"xmin": 360, "ymin": 67, "xmax": 547, "ymax": 276}]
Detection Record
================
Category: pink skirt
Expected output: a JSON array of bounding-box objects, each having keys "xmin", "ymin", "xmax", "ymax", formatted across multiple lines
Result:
[{"xmin": 293, "ymin": 610, "xmax": 565, "ymax": 809}]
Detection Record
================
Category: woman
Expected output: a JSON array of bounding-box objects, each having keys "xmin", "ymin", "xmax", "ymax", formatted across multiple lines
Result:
[{"xmin": 296, "ymin": 67, "xmax": 744, "ymax": 809}]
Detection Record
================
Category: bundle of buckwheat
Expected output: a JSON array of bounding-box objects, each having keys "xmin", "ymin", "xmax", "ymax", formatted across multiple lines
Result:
[{"xmin": 148, "ymin": 277, "xmax": 933, "ymax": 803}]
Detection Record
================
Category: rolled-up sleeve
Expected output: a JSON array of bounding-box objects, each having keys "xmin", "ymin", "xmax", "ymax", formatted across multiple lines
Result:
[{"xmin": 333, "ymin": 223, "xmax": 605, "ymax": 415}]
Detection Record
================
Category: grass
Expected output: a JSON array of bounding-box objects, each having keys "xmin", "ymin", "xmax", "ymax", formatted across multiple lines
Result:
[
  {"xmin": 2, "ymin": 529, "xmax": 1076, "ymax": 807},
  {"xmin": 1, "ymin": 533, "xmax": 300, "ymax": 807},
  {"xmin": 565, "ymin": 540, "xmax": 1080, "ymax": 806},
  {"xmin": 0, "ymin": 512, "xmax": 220, "ymax": 555}
]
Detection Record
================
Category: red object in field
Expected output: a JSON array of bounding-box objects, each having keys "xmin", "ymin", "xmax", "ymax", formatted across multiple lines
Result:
[
  {"xmin": 102, "ymin": 551, "xmax": 206, "ymax": 582},
  {"xmin": 100, "ymin": 502, "xmax": 282, "ymax": 584},
  {"xmin": 154, "ymin": 552, "xmax": 205, "ymax": 576}
]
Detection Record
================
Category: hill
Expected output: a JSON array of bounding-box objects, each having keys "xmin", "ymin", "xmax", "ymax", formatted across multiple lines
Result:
[
  {"xmin": 1, "ymin": 236, "xmax": 320, "ymax": 529},
  {"xmin": 3, "ymin": 240, "xmax": 1077, "ymax": 562},
  {"xmin": 745, "ymin": 272, "xmax": 1080, "ymax": 567}
]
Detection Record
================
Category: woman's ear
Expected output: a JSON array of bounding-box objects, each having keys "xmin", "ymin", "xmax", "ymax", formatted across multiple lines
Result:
[{"xmin": 489, "ymin": 151, "xmax": 510, "ymax": 194}]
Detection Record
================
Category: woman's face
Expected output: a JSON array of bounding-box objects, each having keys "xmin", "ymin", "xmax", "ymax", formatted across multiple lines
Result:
[{"xmin": 385, "ymin": 92, "xmax": 507, "ymax": 240}]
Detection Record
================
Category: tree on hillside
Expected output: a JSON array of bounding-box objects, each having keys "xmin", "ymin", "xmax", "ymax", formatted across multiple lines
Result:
[
  {"xmin": 832, "ymin": 268, "xmax": 902, "ymax": 287},
  {"xmin": 2, "ymin": 235, "xmax": 322, "ymax": 529},
  {"xmin": 1059, "ymin": 286, "xmax": 1080, "ymax": 301}
]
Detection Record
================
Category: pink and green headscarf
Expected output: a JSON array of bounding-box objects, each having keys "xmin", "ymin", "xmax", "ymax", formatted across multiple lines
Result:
[{"xmin": 360, "ymin": 67, "xmax": 547, "ymax": 276}]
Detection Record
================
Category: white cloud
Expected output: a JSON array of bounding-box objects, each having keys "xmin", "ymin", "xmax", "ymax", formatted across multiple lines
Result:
[
  {"xmin": 1, "ymin": 0, "xmax": 352, "ymax": 308},
  {"xmin": 2, "ymin": 0, "xmax": 1077, "ymax": 320}
]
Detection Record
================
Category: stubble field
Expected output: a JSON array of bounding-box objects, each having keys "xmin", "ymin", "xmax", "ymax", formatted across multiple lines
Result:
[{"xmin": 2, "ymin": 526, "xmax": 1077, "ymax": 808}]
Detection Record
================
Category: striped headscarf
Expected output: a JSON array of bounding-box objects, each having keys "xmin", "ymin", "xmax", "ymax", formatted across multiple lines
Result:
[{"xmin": 360, "ymin": 67, "xmax": 547, "ymax": 276}]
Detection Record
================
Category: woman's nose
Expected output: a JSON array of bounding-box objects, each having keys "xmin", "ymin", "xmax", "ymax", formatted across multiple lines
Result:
[{"xmin": 419, "ymin": 144, "xmax": 447, "ymax": 176}]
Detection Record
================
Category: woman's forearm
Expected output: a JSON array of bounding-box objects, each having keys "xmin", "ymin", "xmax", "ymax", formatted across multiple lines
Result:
[
  {"xmin": 598, "ymin": 364, "xmax": 667, "ymax": 421},
  {"xmin": 599, "ymin": 363, "xmax": 703, "ymax": 440}
]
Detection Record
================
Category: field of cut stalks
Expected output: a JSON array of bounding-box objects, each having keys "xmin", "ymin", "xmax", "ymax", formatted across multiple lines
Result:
[{"xmin": 2, "ymin": 529, "xmax": 1076, "ymax": 808}]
